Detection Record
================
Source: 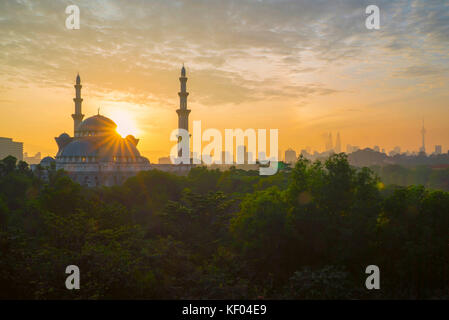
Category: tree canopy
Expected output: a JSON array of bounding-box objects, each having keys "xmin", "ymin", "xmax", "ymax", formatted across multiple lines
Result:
[{"xmin": 0, "ymin": 154, "xmax": 448, "ymax": 299}]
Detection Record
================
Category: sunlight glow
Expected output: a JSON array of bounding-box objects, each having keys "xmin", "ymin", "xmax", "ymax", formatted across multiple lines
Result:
[{"xmin": 108, "ymin": 110, "xmax": 140, "ymax": 138}]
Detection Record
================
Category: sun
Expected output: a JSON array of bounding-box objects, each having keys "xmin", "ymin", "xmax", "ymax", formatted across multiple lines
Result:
[{"xmin": 108, "ymin": 110, "xmax": 140, "ymax": 138}]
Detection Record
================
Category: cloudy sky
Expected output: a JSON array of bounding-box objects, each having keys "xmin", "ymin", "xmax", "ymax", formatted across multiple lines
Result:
[{"xmin": 0, "ymin": 0, "xmax": 448, "ymax": 160}]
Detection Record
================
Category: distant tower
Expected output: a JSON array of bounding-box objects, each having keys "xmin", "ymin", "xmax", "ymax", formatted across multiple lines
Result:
[
  {"xmin": 176, "ymin": 65, "xmax": 191, "ymax": 156},
  {"xmin": 335, "ymin": 132, "xmax": 341, "ymax": 153},
  {"xmin": 420, "ymin": 119, "xmax": 426, "ymax": 153},
  {"xmin": 285, "ymin": 148, "xmax": 297, "ymax": 164},
  {"xmin": 72, "ymin": 73, "xmax": 84, "ymax": 136}
]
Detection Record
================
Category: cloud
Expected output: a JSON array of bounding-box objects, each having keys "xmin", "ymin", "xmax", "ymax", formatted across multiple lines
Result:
[
  {"xmin": 0, "ymin": 0, "xmax": 447, "ymax": 108},
  {"xmin": 395, "ymin": 65, "xmax": 448, "ymax": 78}
]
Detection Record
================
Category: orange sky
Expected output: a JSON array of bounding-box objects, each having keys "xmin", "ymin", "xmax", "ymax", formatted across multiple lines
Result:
[{"xmin": 1, "ymin": 0, "xmax": 448, "ymax": 161}]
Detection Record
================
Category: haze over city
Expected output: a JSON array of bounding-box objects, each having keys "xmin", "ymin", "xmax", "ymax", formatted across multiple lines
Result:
[{"xmin": 1, "ymin": 0, "xmax": 448, "ymax": 161}]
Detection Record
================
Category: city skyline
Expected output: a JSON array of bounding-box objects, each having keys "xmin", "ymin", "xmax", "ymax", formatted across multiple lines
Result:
[{"xmin": 1, "ymin": 0, "xmax": 448, "ymax": 161}]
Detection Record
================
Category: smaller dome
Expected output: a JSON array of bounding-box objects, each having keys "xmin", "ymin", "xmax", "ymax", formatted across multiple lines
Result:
[
  {"xmin": 40, "ymin": 156, "xmax": 55, "ymax": 167},
  {"xmin": 58, "ymin": 133, "xmax": 70, "ymax": 140},
  {"xmin": 55, "ymin": 132, "xmax": 73, "ymax": 152},
  {"xmin": 59, "ymin": 139, "xmax": 98, "ymax": 158},
  {"xmin": 125, "ymin": 135, "xmax": 139, "ymax": 146}
]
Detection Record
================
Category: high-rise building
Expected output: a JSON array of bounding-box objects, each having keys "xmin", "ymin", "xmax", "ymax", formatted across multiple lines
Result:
[
  {"xmin": 236, "ymin": 145, "xmax": 247, "ymax": 164},
  {"xmin": 346, "ymin": 144, "xmax": 358, "ymax": 153},
  {"xmin": 0, "ymin": 137, "xmax": 23, "ymax": 161},
  {"xmin": 435, "ymin": 145, "xmax": 442, "ymax": 155},
  {"xmin": 222, "ymin": 151, "xmax": 232, "ymax": 164},
  {"xmin": 393, "ymin": 146, "xmax": 401, "ymax": 155},
  {"xmin": 335, "ymin": 132, "xmax": 341, "ymax": 153},
  {"xmin": 23, "ymin": 152, "xmax": 41, "ymax": 164},
  {"xmin": 346, "ymin": 144, "xmax": 353, "ymax": 153},
  {"xmin": 420, "ymin": 119, "xmax": 426, "ymax": 153},
  {"xmin": 285, "ymin": 148, "xmax": 297, "ymax": 164}
]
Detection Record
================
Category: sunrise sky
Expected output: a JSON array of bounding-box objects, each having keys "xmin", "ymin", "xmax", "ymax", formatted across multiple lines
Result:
[{"xmin": 1, "ymin": 0, "xmax": 448, "ymax": 161}]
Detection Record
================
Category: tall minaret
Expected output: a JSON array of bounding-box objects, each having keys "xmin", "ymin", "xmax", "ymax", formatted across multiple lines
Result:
[
  {"xmin": 420, "ymin": 119, "xmax": 426, "ymax": 153},
  {"xmin": 176, "ymin": 65, "xmax": 191, "ymax": 157},
  {"xmin": 72, "ymin": 73, "xmax": 84, "ymax": 136},
  {"xmin": 176, "ymin": 64, "xmax": 191, "ymax": 132}
]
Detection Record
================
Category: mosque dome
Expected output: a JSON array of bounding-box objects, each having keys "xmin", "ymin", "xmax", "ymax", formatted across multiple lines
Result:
[
  {"xmin": 76, "ymin": 115, "xmax": 117, "ymax": 135},
  {"xmin": 55, "ymin": 132, "xmax": 72, "ymax": 151},
  {"xmin": 58, "ymin": 133, "xmax": 71, "ymax": 140},
  {"xmin": 56, "ymin": 114, "xmax": 146, "ymax": 163},
  {"xmin": 58, "ymin": 136, "xmax": 142, "ymax": 161}
]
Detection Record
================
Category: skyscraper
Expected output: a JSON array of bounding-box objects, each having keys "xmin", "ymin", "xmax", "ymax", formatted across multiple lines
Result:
[
  {"xmin": 335, "ymin": 132, "xmax": 341, "ymax": 153},
  {"xmin": 0, "ymin": 137, "xmax": 23, "ymax": 161},
  {"xmin": 420, "ymin": 119, "xmax": 426, "ymax": 153},
  {"xmin": 285, "ymin": 148, "xmax": 297, "ymax": 164}
]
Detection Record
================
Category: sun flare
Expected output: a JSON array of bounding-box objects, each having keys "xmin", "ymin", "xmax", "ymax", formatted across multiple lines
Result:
[{"xmin": 108, "ymin": 110, "xmax": 140, "ymax": 138}]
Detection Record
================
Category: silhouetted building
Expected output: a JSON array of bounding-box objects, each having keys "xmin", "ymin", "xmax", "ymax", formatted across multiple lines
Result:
[
  {"xmin": 23, "ymin": 152, "xmax": 41, "ymax": 164},
  {"xmin": 389, "ymin": 146, "xmax": 401, "ymax": 156},
  {"xmin": 44, "ymin": 74, "xmax": 150, "ymax": 187},
  {"xmin": 158, "ymin": 156, "xmax": 171, "ymax": 164},
  {"xmin": 285, "ymin": 148, "xmax": 297, "ymax": 164},
  {"xmin": 346, "ymin": 144, "xmax": 359, "ymax": 154},
  {"xmin": 435, "ymin": 145, "xmax": 442, "ymax": 155},
  {"xmin": 335, "ymin": 132, "xmax": 341, "ymax": 153},
  {"xmin": 0, "ymin": 137, "xmax": 23, "ymax": 161},
  {"xmin": 420, "ymin": 119, "xmax": 426, "ymax": 153}
]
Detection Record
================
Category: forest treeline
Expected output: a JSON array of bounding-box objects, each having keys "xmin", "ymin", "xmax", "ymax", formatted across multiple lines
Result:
[
  {"xmin": 0, "ymin": 154, "xmax": 448, "ymax": 299},
  {"xmin": 371, "ymin": 164, "xmax": 449, "ymax": 191}
]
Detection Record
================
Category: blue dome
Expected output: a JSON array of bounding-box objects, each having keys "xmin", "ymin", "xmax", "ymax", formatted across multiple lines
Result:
[
  {"xmin": 58, "ymin": 136, "xmax": 142, "ymax": 161},
  {"xmin": 77, "ymin": 115, "xmax": 117, "ymax": 133},
  {"xmin": 40, "ymin": 156, "xmax": 55, "ymax": 167},
  {"xmin": 59, "ymin": 133, "xmax": 70, "ymax": 139}
]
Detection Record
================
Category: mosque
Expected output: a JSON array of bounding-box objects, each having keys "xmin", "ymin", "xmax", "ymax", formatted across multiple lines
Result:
[{"xmin": 40, "ymin": 66, "xmax": 192, "ymax": 186}]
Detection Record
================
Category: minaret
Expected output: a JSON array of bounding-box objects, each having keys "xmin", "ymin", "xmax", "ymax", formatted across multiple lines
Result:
[
  {"xmin": 420, "ymin": 119, "xmax": 426, "ymax": 153},
  {"xmin": 176, "ymin": 65, "xmax": 191, "ymax": 157},
  {"xmin": 177, "ymin": 64, "xmax": 191, "ymax": 132},
  {"xmin": 72, "ymin": 73, "xmax": 84, "ymax": 136}
]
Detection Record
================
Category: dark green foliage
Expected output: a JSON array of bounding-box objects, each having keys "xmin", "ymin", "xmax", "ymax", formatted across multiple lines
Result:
[
  {"xmin": 372, "ymin": 164, "xmax": 449, "ymax": 191},
  {"xmin": 0, "ymin": 155, "xmax": 448, "ymax": 299}
]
